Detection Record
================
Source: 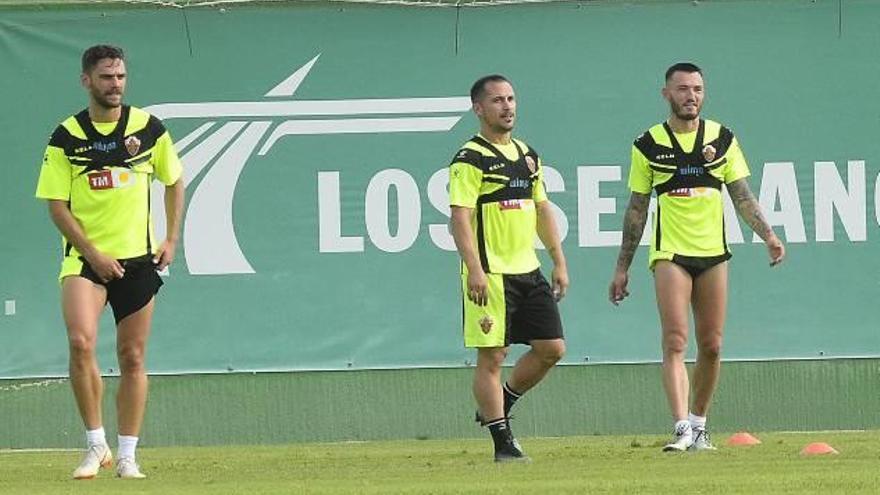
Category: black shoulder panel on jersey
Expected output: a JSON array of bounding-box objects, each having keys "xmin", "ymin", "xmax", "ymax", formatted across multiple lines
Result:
[
  {"xmin": 146, "ymin": 114, "xmax": 167, "ymax": 138},
  {"xmin": 450, "ymin": 147, "xmax": 483, "ymax": 169},
  {"xmin": 127, "ymin": 115, "xmax": 164, "ymax": 154},
  {"xmin": 633, "ymin": 130, "xmax": 662, "ymax": 160},
  {"xmin": 709, "ymin": 124, "xmax": 735, "ymax": 157},
  {"xmin": 48, "ymin": 125, "xmax": 73, "ymax": 149}
]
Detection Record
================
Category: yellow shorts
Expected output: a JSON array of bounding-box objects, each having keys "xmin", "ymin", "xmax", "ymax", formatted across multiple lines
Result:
[{"xmin": 461, "ymin": 270, "xmax": 563, "ymax": 348}]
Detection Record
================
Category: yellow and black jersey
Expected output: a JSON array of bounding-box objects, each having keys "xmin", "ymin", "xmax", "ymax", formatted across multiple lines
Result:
[
  {"xmin": 35, "ymin": 105, "xmax": 182, "ymax": 272},
  {"xmin": 629, "ymin": 118, "xmax": 750, "ymax": 268},
  {"xmin": 448, "ymin": 134, "xmax": 547, "ymax": 275}
]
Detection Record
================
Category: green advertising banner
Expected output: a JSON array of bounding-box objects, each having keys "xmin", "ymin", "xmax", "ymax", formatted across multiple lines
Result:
[{"xmin": 1, "ymin": 0, "xmax": 878, "ymax": 378}]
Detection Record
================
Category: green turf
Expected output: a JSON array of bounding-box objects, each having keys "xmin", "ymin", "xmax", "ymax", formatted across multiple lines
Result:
[{"xmin": 1, "ymin": 432, "xmax": 879, "ymax": 494}]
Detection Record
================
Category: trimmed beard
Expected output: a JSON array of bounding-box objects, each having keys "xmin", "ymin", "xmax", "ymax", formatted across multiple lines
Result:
[
  {"xmin": 91, "ymin": 89, "xmax": 123, "ymax": 109},
  {"xmin": 671, "ymin": 101, "xmax": 700, "ymax": 121}
]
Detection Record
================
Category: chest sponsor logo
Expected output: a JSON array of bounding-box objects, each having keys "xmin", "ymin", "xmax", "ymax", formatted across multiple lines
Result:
[
  {"xmin": 498, "ymin": 199, "xmax": 534, "ymax": 211},
  {"xmin": 87, "ymin": 169, "xmax": 135, "ymax": 190},
  {"xmin": 499, "ymin": 199, "xmax": 523, "ymax": 210},
  {"xmin": 112, "ymin": 168, "xmax": 134, "ymax": 188},
  {"xmin": 668, "ymin": 187, "xmax": 714, "ymax": 198},
  {"xmin": 678, "ymin": 165, "xmax": 704, "ymax": 176},
  {"xmin": 93, "ymin": 141, "xmax": 117, "ymax": 153},
  {"xmin": 88, "ymin": 170, "xmax": 113, "ymax": 190},
  {"xmin": 509, "ymin": 178, "xmax": 530, "ymax": 189}
]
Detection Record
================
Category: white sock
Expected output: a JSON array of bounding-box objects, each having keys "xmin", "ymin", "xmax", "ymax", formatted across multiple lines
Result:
[
  {"xmin": 118, "ymin": 435, "xmax": 139, "ymax": 460},
  {"xmin": 85, "ymin": 427, "xmax": 106, "ymax": 447},
  {"xmin": 688, "ymin": 412, "xmax": 707, "ymax": 430},
  {"xmin": 674, "ymin": 419, "xmax": 691, "ymax": 433}
]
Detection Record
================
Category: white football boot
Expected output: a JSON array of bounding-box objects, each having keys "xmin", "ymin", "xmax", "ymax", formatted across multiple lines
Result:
[
  {"xmin": 662, "ymin": 421, "xmax": 694, "ymax": 452},
  {"xmin": 72, "ymin": 443, "xmax": 112, "ymax": 479},
  {"xmin": 116, "ymin": 457, "xmax": 147, "ymax": 479}
]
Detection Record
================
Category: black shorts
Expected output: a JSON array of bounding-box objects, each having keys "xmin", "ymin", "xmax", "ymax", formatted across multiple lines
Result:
[
  {"xmin": 671, "ymin": 253, "xmax": 731, "ymax": 279},
  {"xmin": 79, "ymin": 255, "xmax": 163, "ymax": 323},
  {"xmin": 502, "ymin": 270, "xmax": 564, "ymax": 346}
]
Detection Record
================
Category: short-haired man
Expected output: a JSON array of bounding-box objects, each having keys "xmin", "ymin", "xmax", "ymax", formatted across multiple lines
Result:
[
  {"xmin": 449, "ymin": 74, "xmax": 569, "ymax": 462},
  {"xmin": 609, "ymin": 62, "xmax": 785, "ymax": 451},
  {"xmin": 35, "ymin": 44, "xmax": 184, "ymax": 478}
]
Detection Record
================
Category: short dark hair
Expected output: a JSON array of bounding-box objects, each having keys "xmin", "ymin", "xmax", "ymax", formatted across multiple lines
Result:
[
  {"xmin": 665, "ymin": 62, "xmax": 702, "ymax": 82},
  {"xmin": 82, "ymin": 44, "xmax": 125, "ymax": 73},
  {"xmin": 470, "ymin": 74, "xmax": 511, "ymax": 103}
]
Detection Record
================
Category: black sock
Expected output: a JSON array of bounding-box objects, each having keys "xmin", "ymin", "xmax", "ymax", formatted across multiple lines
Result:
[
  {"xmin": 486, "ymin": 418, "xmax": 511, "ymax": 450},
  {"xmin": 502, "ymin": 383, "xmax": 523, "ymax": 416}
]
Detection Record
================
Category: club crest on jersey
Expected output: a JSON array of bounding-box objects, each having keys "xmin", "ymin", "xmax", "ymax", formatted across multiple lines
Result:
[
  {"xmin": 525, "ymin": 156, "xmax": 536, "ymax": 173},
  {"xmin": 702, "ymin": 144, "xmax": 716, "ymax": 162},
  {"xmin": 125, "ymin": 135, "xmax": 141, "ymax": 156},
  {"xmin": 478, "ymin": 316, "xmax": 494, "ymax": 334}
]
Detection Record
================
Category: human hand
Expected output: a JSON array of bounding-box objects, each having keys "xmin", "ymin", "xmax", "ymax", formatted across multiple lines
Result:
[
  {"xmin": 85, "ymin": 251, "xmax": 124, "ymax": 282},
  {"xmin": 608, "ymin": 269, "xmax": 629, "ymax": 306},
  {"xmin": 767, "ymin": 235, "xmax": 785, "ymax": 267},
  {"xmin": 467, "ymin": 269, "xmax": 489, "ymax": 306},
  {"xmin": 152, "ymin": 239, "xmax": 177, "ymax": 271},
  {"xmin": 551, "ymin": 265, "xmax": 569, "ymax": 301}
]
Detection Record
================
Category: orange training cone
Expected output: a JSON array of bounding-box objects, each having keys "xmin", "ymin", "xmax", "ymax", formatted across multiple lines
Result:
[
  {"xmin": 727, "ymin": 432, "xmax": 761, "ymax": 446},
  {"xmin": 800, "ymin": 442, "xmax": 839, "ymax": 455}
]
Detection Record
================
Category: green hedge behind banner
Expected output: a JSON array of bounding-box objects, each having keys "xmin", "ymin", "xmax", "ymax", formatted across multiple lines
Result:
[{"xmin": 1, "ymin": 0, "xmax": 878, "ymax": 377}]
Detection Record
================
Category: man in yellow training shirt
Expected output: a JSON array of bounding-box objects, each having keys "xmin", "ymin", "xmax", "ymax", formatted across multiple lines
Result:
[
  {"xmin": 609, "ymin": 62, "xmax": 785, "ymax": 452},
  {"xmin": 449, "ymin": 75, "xmax": 569, "ymax": 462},
  {"xmin": 35, "ymin": 45, "xmax": 184, "ymax": 479}
]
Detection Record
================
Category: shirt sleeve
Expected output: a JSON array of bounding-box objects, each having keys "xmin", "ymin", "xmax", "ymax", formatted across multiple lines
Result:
[
  {"xmin": 628, "ymin": 144, "xmax": 653, "ymax": 194},
  {"xmin": 148, "ymin": 116, "xmax": 183, "ymax": 185},
  {"xmin": 35, "ymin": 128, "xmax": 72, "ymax": 201},
  {"xmin": 151, "ymin": 131, "xmax": 183, "ymax": 186},
  {"xmin": 532, "ymin": 156, "xmax": 548, "ymax": 203},
  {"xmin": 449, "ymin": 149, "xmax": 483, "ymax": 209},
  {"xmin": 722, "ymin": 137, "xmax": 751, "ymax": 184}
]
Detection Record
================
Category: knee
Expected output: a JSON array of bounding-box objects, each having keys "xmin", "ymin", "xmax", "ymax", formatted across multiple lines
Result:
[
  {"xmin": 478, "ymin": 348, "xmax": 508, "ymax": 371},
  {"xmin": 536, "ymin": 341, "xmax": 565, "ymax": 366},
  {"xmin": 68, "ymin": 333, "xmax": 97, "ymax": 358},
  {"xmin": 697, "ymin": 337, "xmax": 723, "ymax": 361},
  {"xmin": 117, "ymin": 344, "xmax": 146, "ymax": 373},
  {"xmin": 663, "ymin": 331, "xmax": 688, "ymax": 356}
]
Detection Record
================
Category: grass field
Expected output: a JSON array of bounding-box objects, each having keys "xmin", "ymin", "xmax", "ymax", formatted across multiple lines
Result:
[{"xmin": 2, "ymin": 431, "xmax": 879, "ymax": 494}]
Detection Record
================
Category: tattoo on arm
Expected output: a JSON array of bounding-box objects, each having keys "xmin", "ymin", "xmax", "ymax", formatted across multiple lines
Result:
[
  {"xmin": 727, "ymin": 179, "xmax": 774, "ymax": 240},
  {"xmin": 616, "ymin": 193, "xmax": 650, "ymax": 271}
]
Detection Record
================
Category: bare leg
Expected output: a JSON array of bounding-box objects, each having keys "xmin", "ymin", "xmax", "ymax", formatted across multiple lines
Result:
[
  {"xmin": 507, "ymin": 339, "xmax": 565, "ymax": 394},
  {"xmin": 473, "ymin": 347, "xmax": 508, "ymax": 421},
  {"xmin": 654, "ymin": 261, "xmax": 693, "ymax": 422},
  {"xmin": 116, "ymin": 298, "xmax": 154, "ymax": 437},
  {"xmin": 62, "ymin": 277, "xmax": 108, "ymax": 431},
  {"xmin": 691, "ymin": 262, "xmax": 728, "ymax": 417}
]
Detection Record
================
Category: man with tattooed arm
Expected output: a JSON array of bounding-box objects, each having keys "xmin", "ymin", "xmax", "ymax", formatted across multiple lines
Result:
[{"xmin": 608, "ymin": 62, "xmax": 785, "ymax": 452}]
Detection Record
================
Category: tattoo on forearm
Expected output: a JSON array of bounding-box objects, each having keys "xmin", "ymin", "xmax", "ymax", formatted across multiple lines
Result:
[
  {"xmin": 727, "ymin": 179, "xmax": 774, "ymax": 240},
  {"xmin": 616, "ymin": 193, "xmax": 650, "ymax": 271}
]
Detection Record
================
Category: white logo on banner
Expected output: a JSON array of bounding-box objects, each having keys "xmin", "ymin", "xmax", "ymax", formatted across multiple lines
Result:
[{"xmin": 144, "ymin": 55, "xmax": 471, "ymax": 275}]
